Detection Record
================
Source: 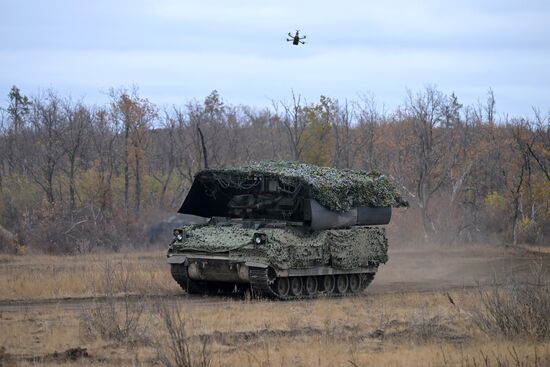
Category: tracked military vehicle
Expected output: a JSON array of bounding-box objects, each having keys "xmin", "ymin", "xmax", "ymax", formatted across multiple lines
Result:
[{"xmin": 167, "ymin": 161, "xmax": 407, "ymax": 299}]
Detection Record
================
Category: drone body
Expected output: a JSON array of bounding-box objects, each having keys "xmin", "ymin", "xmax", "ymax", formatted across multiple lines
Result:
[{"xmin": 287, "ymin": 30, "xmax": 306, "ymax": 45}]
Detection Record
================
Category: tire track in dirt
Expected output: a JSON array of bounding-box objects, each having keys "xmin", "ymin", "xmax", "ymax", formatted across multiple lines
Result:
[{"xmin": 1, "ymin": 246, "xmax": 548, "ymax": 313}]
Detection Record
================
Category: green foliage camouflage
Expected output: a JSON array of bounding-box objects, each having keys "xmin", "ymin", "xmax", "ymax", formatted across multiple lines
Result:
[
  {"xmin": 172, "ymin": 223, "xmax": 388, "ymax": 270},
  {"xmin": 199, "ymin": 160, "xmax": 408, "ymax": 212}
]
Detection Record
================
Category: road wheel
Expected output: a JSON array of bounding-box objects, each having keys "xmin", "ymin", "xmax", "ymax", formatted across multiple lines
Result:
[
  {"xmin": 349, "ymin": 274, "xmax": 361, "ymax": 294},
  {"xmin": 323, "ymin": 275, "xmax": 335, "ymax": 295},
  {"xmin": 336, "ymin": 274, "xmax": 349, "ymax": 294},
  {"xmin": 304, "ymin": 276, "xmax": 318, "ymax": 296},
  {"xmin": 276, "ymin": 277, "xmax": 290, "ymax": 297},
  {"xmin": 290, "ymin": 277, "xmax": 303, "ymax": 297}
]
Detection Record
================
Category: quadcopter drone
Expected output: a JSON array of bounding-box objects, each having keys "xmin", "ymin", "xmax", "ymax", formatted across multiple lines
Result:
[{"xmin": 287, "ymin": 30, "xmax": 306, "ymax": 45}]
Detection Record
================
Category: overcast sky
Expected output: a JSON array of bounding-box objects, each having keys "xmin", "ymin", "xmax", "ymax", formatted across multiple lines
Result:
[{"xmin": 1, "ymin": 0, "xmax": 549, "ymax": 117}]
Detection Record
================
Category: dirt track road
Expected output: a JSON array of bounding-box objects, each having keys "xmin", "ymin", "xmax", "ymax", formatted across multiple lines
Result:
[
  {"xmin": 0, "ymin": 246, "xmax": 547, "ymax": 312},
  {"xmin": 371, "ymin": 246, "xmax": 546, "ymax": 293}
]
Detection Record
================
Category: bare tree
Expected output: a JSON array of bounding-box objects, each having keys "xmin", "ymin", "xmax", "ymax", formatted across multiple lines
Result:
[
  {"xmin": 5, "ymin": 86, "xmax": 31, "ymax": 174},
  {"xmin": 150, "ymin": 111, "xmax": 180, "ymax": 208},
  {"xmin": 526, "ymin": 110, "xmax": 550, "ymax": 182},
  {"xmin": 61, "ymin": 101, "xmax": 90, "ymax": 211},
  {"xmin": 355, "ymin": 94, "xmax": 384, "ymax": 171},
  {"xmin": 275, "ymin": 91, "xmax": 308, "ymax": 160},
  {"xmin": 111, "ymin": 89, "xmax": 156, "ymax": 213},
  {"xmin": 400, "ymin": 87, "xmax": 462, "ymax": 240},
  {"xmin": 90, "ymin": 107, "xmax": 118, "ymax": 213},
  {"xmin": 26, "ymin": 92, "xmax": 66, "ymax": 204},
  {"xmin": 508, "ymin": 132, "xmax": 528, "ymax": 246}
]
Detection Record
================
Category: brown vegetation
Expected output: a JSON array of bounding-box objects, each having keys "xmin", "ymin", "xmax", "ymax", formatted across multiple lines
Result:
[
  {"xmin": 473, "ymin": 258, "xmax": 550, "ymax": 339},
  {"xmin": 0, "ymin": 86, "xmax": 548, "ymax": 253},
  {"xmin": 1, "ymin": 248, "xmax": 550, "ymax": 366},
  {"xmin": 2, "ymin": 286, "xmax": 550, "ymax": 366},
  {"xmin": 155, "ymin": 303, "xmax": 212, "ymax": 367},
  {"xmin": 0, "ymin": 251, "xmax": 177, "ymax": 300},
  {"xmin": 81, "ymin": 260, "xmax": 150, "ymax": 345}
]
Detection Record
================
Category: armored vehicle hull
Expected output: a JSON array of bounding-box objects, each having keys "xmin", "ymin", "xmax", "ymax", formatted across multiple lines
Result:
[{"xmin": 167, "ymin": 221, "xmax": 387, "ymax": 299}]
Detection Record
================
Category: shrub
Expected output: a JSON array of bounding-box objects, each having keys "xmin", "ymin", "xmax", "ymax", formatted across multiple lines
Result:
[
  {"xmin": 80, "ymin": 261, "xmax": 148, "ymax": 345},
  {"xmin": 472, "ymin": 259, "xmax": 550, "ymax": 339},
  {"xmin": 155, "ymin": 303, "xmax": 211, "ymax": 367}
]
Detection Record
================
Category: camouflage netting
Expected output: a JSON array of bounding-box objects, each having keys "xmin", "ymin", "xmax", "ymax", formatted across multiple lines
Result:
[
  {"xmin": 174, "ymin": 224, "xmax": 388, "ymax": 270},
  {"xmin": 326, "ymin": 227, "xmax": 388, "ymax": 268},
  {"xmin": 200, "ymin": 160, "xmax": 408, "ymax": 212}
]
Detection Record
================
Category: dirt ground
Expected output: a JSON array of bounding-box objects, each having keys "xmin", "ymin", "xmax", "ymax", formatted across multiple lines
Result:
[
  {"xmin": 372, "ymin": 245, "xmax": 544, "ymax": 293},
  {"xmin": 0, "ymin": 245, "xmax": 549, "ymax": 366}
]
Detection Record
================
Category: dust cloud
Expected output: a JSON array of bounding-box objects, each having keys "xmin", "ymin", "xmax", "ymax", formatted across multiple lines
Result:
[{"xmin": 371, "ymin": 245, "xmax": 550, "ymax": 293}]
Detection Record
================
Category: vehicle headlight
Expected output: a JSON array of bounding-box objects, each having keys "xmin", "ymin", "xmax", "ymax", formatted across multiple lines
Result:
[
  {"xmin": 173, "ymin": 228, "xmax": 184, "ymax": 242},
  {"xmin": 253, "ymin": 233, "xmax": 267, "ymax": 245}
]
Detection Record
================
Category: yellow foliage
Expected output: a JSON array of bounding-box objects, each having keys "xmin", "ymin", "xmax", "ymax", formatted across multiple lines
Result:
[
  {"xmin": 484, "ymin": 191, "xmax": 506, "ymax": 209},
  {"xmin": 0, "ymin": 174, "xmax": 42, "ymax": 216},
  {"xmin": 15, "ymin": 244, "xmax": 28, "ymax": 255},
  {"xmin": 77, "ymin": 165, "xmax": 102, "ymax": 203},
  {"xmin": 531, "ymin": 174, "xmax": 550, "ymax": 221},
  {"xmin": 301, "ymin": 121, "xmax": 333, "ymax": 166},
  {"xmin": 300, "ymin": 97, "xmax": 335, "ymax": 166},
  {"xmin": 519, "ymin": 217, "xmax": 532, "ymax": 229}
]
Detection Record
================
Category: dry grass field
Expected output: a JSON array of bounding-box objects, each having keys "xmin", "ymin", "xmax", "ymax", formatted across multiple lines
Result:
[
  {"xmin": 0, "ymin": 251, "xmax": 179, "ymax": 301},
  {"xmin": 1, "ymin": 246, "xmax": 549, "ymax": 366}
]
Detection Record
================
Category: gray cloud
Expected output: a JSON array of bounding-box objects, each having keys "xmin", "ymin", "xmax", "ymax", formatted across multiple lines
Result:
[{"xmin": 1, "ymin": 0, "xmax": 549, "ymax": 116}]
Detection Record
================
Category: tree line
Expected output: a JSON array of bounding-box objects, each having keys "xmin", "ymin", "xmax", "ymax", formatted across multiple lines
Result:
[{"xmin": 0, "ymin": 86, "xmax": 548, "ymax": 253}]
